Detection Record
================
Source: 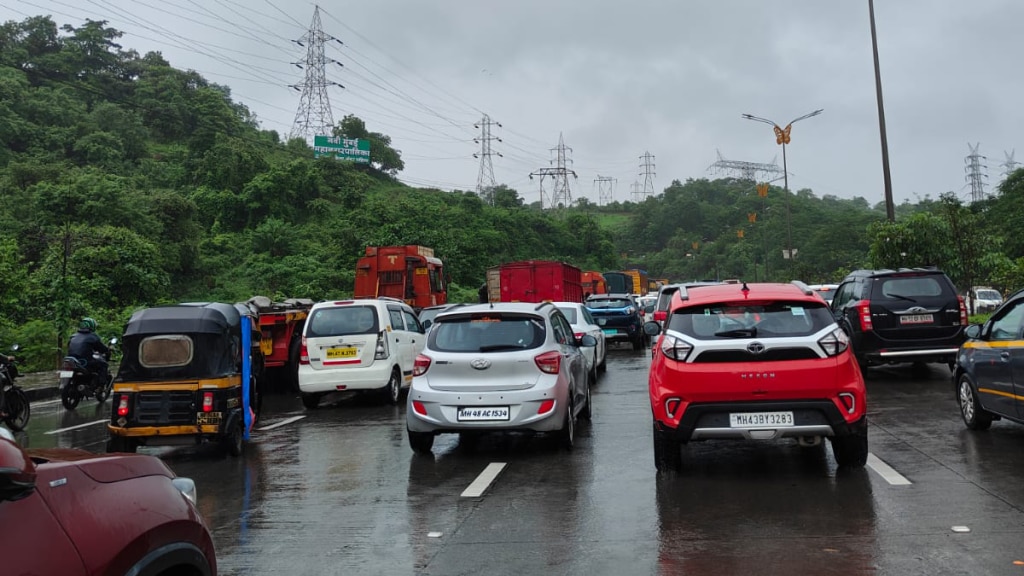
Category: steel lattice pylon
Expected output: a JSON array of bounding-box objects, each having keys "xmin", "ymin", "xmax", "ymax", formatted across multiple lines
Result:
[{"xmin": 290, "ymin": 6, "xmax": 338, "ymax": 142}]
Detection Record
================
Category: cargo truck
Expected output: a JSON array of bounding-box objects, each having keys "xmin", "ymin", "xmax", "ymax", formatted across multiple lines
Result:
[
  {"xmin": 484, "ymin": 260, "xmax": 584, "ymax": 303},
  {"xmin": 246, "ymin": 296, "xmax": 314, "ymax": 393},
  {"xmin": 582, "ymin": 271, "xmax": 607, "ymax": 298},
  {"xmin": 354, "ymin": 245, "xmax": 447, "ymax": 310}
]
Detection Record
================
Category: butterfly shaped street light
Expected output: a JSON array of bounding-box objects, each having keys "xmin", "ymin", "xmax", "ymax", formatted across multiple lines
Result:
[{"xmin": 741, "ymin": 109, "xmax": 823, "ymax": 268}]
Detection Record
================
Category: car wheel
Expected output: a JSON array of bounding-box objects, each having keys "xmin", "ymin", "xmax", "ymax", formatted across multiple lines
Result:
[
  {"xmin": 580, "ymin": 383, "xmax": 593, "ymax": 421},
  {"xmin": 830, "ymin": 429, "xmax": 868, "ymax": 468},
  {"xmin": 300, "ymin": 393, "xmax": 321, "ymax": 410},
  {"xmin": 381, "ymin": 368, "xmax": 402, "ymax": 405},
  {"xmin": 958, "ymin": 375, "xmax": 993, "ymax": 431},
  {"xmin": 408, "ymin": 429, "xmax": 434, "ymax": 454},
  {"xmin": 557, "ymin": 395, "xmax": 575, "ymax": 450},
  {"xmin": 652, "ymin": 422, "xmax": 681, "ymax": 472},
  {"xmin": 597, "ymin": 351, "xmax": 607, "ymax": 373},
  {"xmin": 223, "ymin": 417, "xmax": 244, "ymax": 457}
]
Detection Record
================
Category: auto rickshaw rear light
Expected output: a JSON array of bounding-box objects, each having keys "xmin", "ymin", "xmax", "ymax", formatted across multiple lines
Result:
[
  {"xmin": 958, "ymin": 295, "xmax": 968, "ymax": 326},
  {"xmin": 856, "ymin": 300, "xmax": 873, "ymax": 332},
  {"xmin": 299, "ymin": 336, "xmax": 309, "ymax": 365},
  {"xmin": 374, "ymin": 331, "xmax": 389, "ymax": 360},
  {"xmin": 202, "ymin": 392, "xmax": 214, "ymax": 413},
  {"xmin": 534, "ymin": 351, "xmax": 561, "ymax": 374},
  {"xmin": 117, "ymin": 395, "xmax": 130, "ymax": 417},
  {"xmin": 413, "ymin": 354, "xmax": 431, "ymax": 376},
  {"xmin": 537, "ymin": 399, "xmax": 555, "ymax": 415},
  {"xmin": 412, "ymin": 401, "xmax": 427, "ymax": 416}
]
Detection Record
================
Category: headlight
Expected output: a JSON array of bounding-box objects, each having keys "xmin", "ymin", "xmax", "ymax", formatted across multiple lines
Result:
[{"xmin": 172, "ymin": 477, "xmax": 197, "ymax": 504}]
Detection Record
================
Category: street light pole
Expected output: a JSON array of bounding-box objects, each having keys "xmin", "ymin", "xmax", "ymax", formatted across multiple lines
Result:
[{"xmin": 741, "ymin": 109, "xmax": 823, "ymax": 270}]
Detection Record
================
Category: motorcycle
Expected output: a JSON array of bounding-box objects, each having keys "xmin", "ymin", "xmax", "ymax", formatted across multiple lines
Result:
[
  {"xmin": 59, "ymin": 337, "xmax": 118, "ymax": 411},
  {"xmin": 0, "ymin": 344, "xmax": 30, "ymax": 431}
]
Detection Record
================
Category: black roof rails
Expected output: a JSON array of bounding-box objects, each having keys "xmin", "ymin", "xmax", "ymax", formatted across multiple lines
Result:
[{"xmin": 534, "ymin": 301, "xmax": 555, "ymax": 311}]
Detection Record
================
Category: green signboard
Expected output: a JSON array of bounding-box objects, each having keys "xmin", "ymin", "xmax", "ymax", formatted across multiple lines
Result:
[{"xmin": 313, "ymin": 135, "xmax": 371, "ymax": 164}]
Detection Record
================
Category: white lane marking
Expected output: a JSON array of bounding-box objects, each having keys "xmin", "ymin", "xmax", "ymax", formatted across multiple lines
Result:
[
  {"xmin": 45, "ymin": 419, "xmax": 108, "ymax": 435},
  {"xmin": 33, "ymin": 398, "xmax": 64, "ymax": 407},
  {"xmin": 867, "ymin": 452, "xmax": 912, "ymax": 485},
  {"xmin": 461, "ymin": 462, "xmax": 507, "ymax": 498},
  {"xmin": 256, "ymin": 415, "xmax": 306, "ymax": 431}
]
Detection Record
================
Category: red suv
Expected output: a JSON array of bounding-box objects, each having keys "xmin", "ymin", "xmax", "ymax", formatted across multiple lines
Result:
[
  {"xmin": 0, "ymin": 429, "xmax": 217, "ymax": 576},
  {"xmin": 645, "ymin": 281, "xmax": 868, "ymax": 471}
]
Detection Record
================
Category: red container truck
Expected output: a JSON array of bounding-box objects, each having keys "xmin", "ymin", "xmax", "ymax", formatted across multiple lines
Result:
[{"xmin": 487, "ymin": 260, "xmax": 584, "ymax": 303}]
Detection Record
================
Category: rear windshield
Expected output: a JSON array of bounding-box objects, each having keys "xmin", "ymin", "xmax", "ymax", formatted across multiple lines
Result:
[
  {"xmin": 429, "ymin": 313, "xmax": 545, "ymax": 352},
  {"xmin": 666, "ymin": 301, "xmax": 834, "ymax": 340},
  {"xmin": 871, "ymin": 276, "xmax": 947, "ymax": 300},
  {"xmin": 587, "ymin": 298, "xmax": 633, "ymax": 309},
  {"xmin": 557, "ymin": 307, "xmax": 578, "ymax": 323},
  {"xmin": 976, "ymin": 289, "xmax": 1001, "ymax": 300},
  {"xmin": 306, "ymin": 306, "xmax": 380, "ymax": 336}
]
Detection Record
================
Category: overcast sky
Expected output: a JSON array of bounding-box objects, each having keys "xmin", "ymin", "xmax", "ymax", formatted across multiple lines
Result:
[{"xmin": 4, "ymin": 0, "xmax": 1022, "ymax": 207}]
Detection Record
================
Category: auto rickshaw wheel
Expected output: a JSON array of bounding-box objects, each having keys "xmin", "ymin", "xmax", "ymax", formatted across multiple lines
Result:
[{"xmin": 223, "ymin": 418, "xmax": 244, "ymax": 457}]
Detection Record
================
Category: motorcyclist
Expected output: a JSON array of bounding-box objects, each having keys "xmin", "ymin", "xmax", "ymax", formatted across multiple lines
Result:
[{"xmin": 67, "ymin": 317, "xmax": 110, "ymax": 384}]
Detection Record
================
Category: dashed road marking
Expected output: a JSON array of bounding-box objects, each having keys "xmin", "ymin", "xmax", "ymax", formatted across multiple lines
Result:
[
  {"xmin": 461, "ymin": 462, "xmax": 507, "ymax": 498},
  {"xmin": 256, "ymin": 415, "xmax": 307, "ymax": 431},
  {"xmin": 46, "ymin": 419, "xmax": 108, "ymax": 435},
  {"xmin": 867, "ymin": 452, "xmax": 912, "ymax": 485}
]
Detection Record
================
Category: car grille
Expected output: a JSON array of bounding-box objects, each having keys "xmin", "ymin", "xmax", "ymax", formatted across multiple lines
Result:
[
  {"xmin": 136, "ymin": 390, "xmax": 195, "ymax": 425},
  {"xmin": 692, "ymin": 348, "xmax": 820, "ymax": 363}
]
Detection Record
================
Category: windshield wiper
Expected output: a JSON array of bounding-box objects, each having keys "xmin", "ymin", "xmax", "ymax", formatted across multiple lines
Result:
[
  {"xmin": 885, "ymin": 293, "xmax": 917, "ymax": 303},
  {"xmin": 714, "ymin": 328, "xmax": 757, "ymax": 338},
  {"xmin": 478, "ymin": 344, "xmax": 524, "ymax": 352}
]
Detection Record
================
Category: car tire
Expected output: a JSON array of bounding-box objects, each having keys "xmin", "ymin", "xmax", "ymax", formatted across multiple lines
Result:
[
  {"xmin": 588, "ymin": 363, "xmax": 598, "ymax": 387},
  {"xmin": 958, "ymin": 374, "xmax": 993, "ymax": 431},
  {"xmin": 580, "ymin": 383, "xmax": 593, "ymax": 421},
  {"xmin": 653, "ymin": 423, "xmax": 682, "ymax": 472},
  {"xmin": 597, "ymin": 351, "xmax": 607, "ymax": 373},
  {"xmin": 408, "ymin": 429, "xmax": 434, "ymax": 454},
  {"xmin": 830, "ymin": 429, "xmax": 868, "ymax": 468},
  {"xmin": 557, "ymin": 395, "xmax": 575, "ymax": 450},
  {"xmin": 223, "ymin": 417, "xmax": 244, "ymax": 457},
  {"xmin": 300, "ymin": 393, "xmax": 321, "ymax": 410},
  {"xmin": 381, "ymin": 368, "xmax": 402, "ymax": 405}
]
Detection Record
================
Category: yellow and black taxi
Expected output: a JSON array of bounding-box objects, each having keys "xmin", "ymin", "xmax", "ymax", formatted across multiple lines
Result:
[
  {"xmin": 106, "ymin": 302, "xmax": 263, "ymax": 456},
  {"xmin": 954, "ymin": 288, "xmax": 1024, "ymax": 430}
]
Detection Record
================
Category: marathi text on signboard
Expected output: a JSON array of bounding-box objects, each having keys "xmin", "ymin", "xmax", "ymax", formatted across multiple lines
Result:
[{"xmin": 313, "ymin": 135, "xmax": 371, "ymax": 164}]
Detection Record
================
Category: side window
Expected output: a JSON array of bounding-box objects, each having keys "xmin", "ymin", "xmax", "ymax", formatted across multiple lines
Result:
[
  {"xmin": 550, "ymin": 313, "xmax": 570, "ymax": 345},
  {"xmin": 582, "ymin": 307, "xmax": 596, "ymax": 325},
  {"xmin": 989, "ymin": 301, "xmax": 1024, "ymax": 341},
  {"xmin": 832, "ymin": 283, "xmax": 851, "ymax": 309},
  {"xmin": 402, "ymin": 309, "xmax": 423, "ymax": 333},
  {"xmin": 387, "ymin": 306, "xmax": 405, "ymax": 330}
]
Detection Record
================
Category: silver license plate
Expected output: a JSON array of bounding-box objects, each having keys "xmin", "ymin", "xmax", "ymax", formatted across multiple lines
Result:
[
  {"xmin": 59, "ymin": 371, "xmax": 74, "ymax": 378},
  {"xmin": 899, "ymin": 314, "xmax": 933, "ymax": 325},
  {"xmin": 729, "ymin": 411, "xmax": 794, "ymax": 428},
  {"xmin": 457, "ymin": 406, "xmax": 510, "ymax": 421}
]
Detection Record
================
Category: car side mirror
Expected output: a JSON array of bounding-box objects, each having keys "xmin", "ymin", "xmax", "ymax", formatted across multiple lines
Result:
[
  {"xmin": 964, "ymin": 324, "xmax": 982, "ymax": 339},
  {"xmin": 577, "ymin": 334, "xmax": 598, "ymax": 347},
  {"xmin": 422, "ymin": 320, "xmax": 433, "ymax": 331},
  {"xmin": 643, "ymin": 321, "xmax": 662, "ymax": 336},
  {"xmin": 0, "ymin": 435, "xmax": 36, "ymax": 503}
]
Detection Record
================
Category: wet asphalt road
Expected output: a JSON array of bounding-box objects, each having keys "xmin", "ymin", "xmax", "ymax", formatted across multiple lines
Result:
[{"xmin": 17, "ymin": 345, "xmax": 1024, "ymax": 576}]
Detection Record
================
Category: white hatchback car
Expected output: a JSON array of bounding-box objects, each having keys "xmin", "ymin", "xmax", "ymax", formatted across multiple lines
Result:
[
  {"xmin": 298, "ymin": 297, "xmax": 425, "ymax": 409},
  {"xmin": 555, "ymin": 302, "xmax": 607, "ymax": 383}
]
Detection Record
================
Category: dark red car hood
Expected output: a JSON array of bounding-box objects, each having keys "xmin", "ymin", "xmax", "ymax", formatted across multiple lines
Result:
[{"xmin": 28, "ymin": 448, "xmax": 175, "ymax": 483}]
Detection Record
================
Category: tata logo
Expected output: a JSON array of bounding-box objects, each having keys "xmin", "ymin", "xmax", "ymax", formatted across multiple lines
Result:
[
  {"xmin": 470, "ymin": 358, "xmax": 491, "ymax": 370},
  {"xmin": 741, "ymin": 372, "xmax": 776, "ymax": 379},
  {"xmin": 746, "ymin": 342, "xmax": 766, "ymax": 354}
]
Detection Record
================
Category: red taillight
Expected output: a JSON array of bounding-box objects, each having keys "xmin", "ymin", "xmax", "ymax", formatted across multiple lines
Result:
[
  {"xmin": 62, "ymin": 359, "xmax": 76, "ymax": 371},
  {"xmin": 537, "ymin": 399, "xmax": 555, "ymax": 414},
  {"xmin": 957, "ymin": 295, "xmax": 968, "ymax": 326},
  {"xmin": 413, "ymin": 354, "xmax": 432, "ymax": 376},
  {"xmin": 202, "ymin": 391, "xmax": 214, "ymax": 413},
  {"xmin": 856, "ymin": 300, "xmax": 873, "ymax": 332},
  {"xmin": 534, "ymin": 351, "xmax": 562, "ymax": 374},
  {"xmin": 299, "ymin": 336, "xmax": 309, "ymax": 365},
  {"xmin": 654, "ymin": 310, "xmax": 666, "ymax": 322},
  {"xmin": 574, "ymin": 332, "xmax": 585, "ymax": 340},
  {"xmin": 117, "ymin": 394, "xmax": 130, "ymax": 417},
  {"xmin": 412, "ymin": 401, "xmax": 427, "ymax": 416}
]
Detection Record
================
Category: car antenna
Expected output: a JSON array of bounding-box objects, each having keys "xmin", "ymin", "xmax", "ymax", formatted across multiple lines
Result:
[{"xmin": 741, "ymin": 281, "xmax": 750, "ymax": 292}]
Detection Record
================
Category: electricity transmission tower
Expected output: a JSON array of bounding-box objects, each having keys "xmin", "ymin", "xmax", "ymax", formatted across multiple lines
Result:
[
  {"xmin": 639, "ymin": 151, "xmax": 656, "ymax": 198},
  {"xmin": 474, "ymin": 114, "xmax": 502, "ymax": 198},
  {"xmin": 1001, "ymin": 150, "xmax": 1020, "ymax": 180},
  {"xmin": 630, "ymin": 181, "xmax": 643, "ymax": 203},
  {"xmin": 594, "ymin": 176, "xmax": 616, "ymax": 206},
  {"xmin": 707, "ymin": 150, "xmax": 784, "ymax": 182},
  {"xmin": 964, "ymin": 142, "xmax": 989, "ymax": 202},
  {"xmin": 289, "ymin": 6, "xmax": 343, "ymax": 142},
  {"xmin": 529, "ymin": 133, "xmax": 577, "ymax": 209}
]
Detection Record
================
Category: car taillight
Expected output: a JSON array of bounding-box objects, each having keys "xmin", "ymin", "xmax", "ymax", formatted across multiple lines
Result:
[
  {"xmin": 412, "ymin": 401, "xmax": 428, "ymax": 416},
  {"xmin": 957, "ymin": 295, "xmax": 968, "ymax": 326},
  {"xmin": 659, "ymin": 334, "xmax": 693, "ymax": 362},
  {"xmin": 574, "ymin": 332, "xmax": 584, "ymax": 340},
  {"xmin": 537, "ymin": 399, "xmax": 555, "ymax": 414},
  {"xmin": 413, "ymin": 354, "xmax": 432, "ymax": 376},
  {"xmin": 117, "ymin": 394, "xmax": 130, "ymax": 417},
  {"xmin": 299, "ymin": 336, "xmax": 309, "ymax": 365},
  {"xmin": 856, "ymin": 300, "xmax": 873, "ymax": 332},
  {"xmin": 202, "ymin": 391, "xmax": 213, "ymax": 413},
  {"xmin": 534, "ymin": 351, "xmax": 562, "ymax": 374},
  {"xmin": 654, "ymin": 310, "xmax": 666, "ymax": 323},
  {"xmin": 375, "ymin": 331, "xmax": 389, "ymax": 360},
  {"xmin": 818, "ymin": 328, "xmax": 850, "ymax": 357}
]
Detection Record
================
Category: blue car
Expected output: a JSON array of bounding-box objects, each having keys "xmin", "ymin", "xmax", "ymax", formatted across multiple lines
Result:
[{"xmin": 585, "ymin": 294, "xmax": 646, "ymax": 350}]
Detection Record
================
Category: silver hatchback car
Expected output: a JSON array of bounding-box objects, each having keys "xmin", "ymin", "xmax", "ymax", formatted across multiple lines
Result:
[{"xmin": 406, "ymin": 302, "xmax": 597, "ymax": 453}]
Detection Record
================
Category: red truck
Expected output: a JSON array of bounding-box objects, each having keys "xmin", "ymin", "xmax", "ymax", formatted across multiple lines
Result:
[
  {"xmin": 354, "ymin": 245, "xmax": 447, "ymax": 310},
  {"xmin": 247, "ymin": 296, "xmax": 314, "ymax": 392},
  {"xmin": 582, "ymin": 271, "xmax": 607, "ymax": 298},
  {"xmin": 486, "ymin": 260, "xmax": 584, "ymax": 303}
]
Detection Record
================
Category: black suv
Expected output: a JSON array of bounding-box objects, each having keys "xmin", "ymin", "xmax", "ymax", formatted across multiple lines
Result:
[
  {"xmin": 830, "ymin": 268, "xmax": 967, "ymax": 370},
  {"xmin": 585, "ymin": 294, "xmax": 646, "ymax": 350}
]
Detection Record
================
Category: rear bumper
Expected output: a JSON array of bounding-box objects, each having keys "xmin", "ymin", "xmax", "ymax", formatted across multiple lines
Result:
[
  {"xmin": 656, "ymin": 400, "xmax": 866, "ymax": 442},
  {"xmin": 406, "ymin": 379, "xmax": 568, "ymax": 434},
  {"xmin": 854, "ymin": 331, "xmax": 963, "ymax": 365},
  {"xmin": 298, "ymin": 361, "xmax": 404, "ymax": 393}
]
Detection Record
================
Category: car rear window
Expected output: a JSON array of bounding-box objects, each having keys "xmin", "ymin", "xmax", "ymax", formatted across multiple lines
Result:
[
  {"xmin": 557, "ymin": 307, "xmax": 578, "ymax": 323},
  {"xmin": 976, "ymin": 289, "xmax": 1001, "ymax": 300},
  {"xmin": 306, "ymin": 306, "xmax": 380, "ymax": 336},
  {"xmin": 872, "ymin": 276, "xmax": 947, "ymax": 299},
  {"xmin": 666, "ymin": 301, "xmax": 834, "ymax": 340},
  {"xmin": 429, "ymin": 313, "xmax": 545, "ymax": 352},
  {"xmin": 587, "ymin": 298, "xmax": 632, "ymax": 309}
]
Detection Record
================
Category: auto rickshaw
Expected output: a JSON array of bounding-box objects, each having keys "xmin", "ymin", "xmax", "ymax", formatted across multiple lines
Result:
[{"xmin": 106, "ymin": 302, "xmax": 263, "ymax": 456}]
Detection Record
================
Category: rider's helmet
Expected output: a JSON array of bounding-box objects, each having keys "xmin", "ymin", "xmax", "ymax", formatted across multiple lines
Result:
[{"xmin": 79, "ymin": 317, "xmax": 97, "ymax": 332}]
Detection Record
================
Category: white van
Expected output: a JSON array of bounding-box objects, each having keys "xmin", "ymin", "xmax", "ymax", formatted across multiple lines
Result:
[{"xmin": 298, "ymin": 297, "xmax": 425, "ymax": 409}]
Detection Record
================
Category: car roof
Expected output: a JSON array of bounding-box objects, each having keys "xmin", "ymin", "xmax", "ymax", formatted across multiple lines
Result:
[
  {"xmin": 843, "ymin": 267, "xmax": 946, "ymax": 280},
  {"xmin": 435, "ymin": 302, "xmax": 556, "ymax": 320},
  {"xmin": 671, "ymin": 282, "xmax": 820, "ymax": 308}
]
